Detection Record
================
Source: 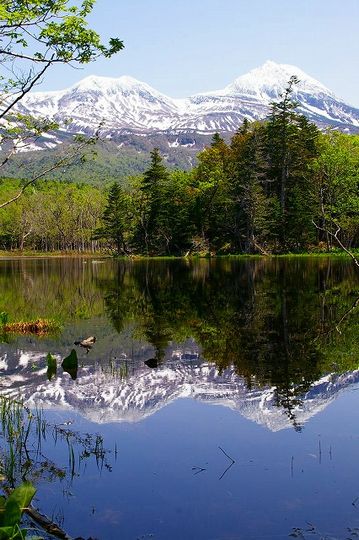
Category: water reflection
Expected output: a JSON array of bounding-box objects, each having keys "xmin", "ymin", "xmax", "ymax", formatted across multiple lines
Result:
[
  {"xmin": 1, "ymin": 342, "xmax": 359, "ymax": 431},
  {"xmin": 0, "ymin": 256, "xmax": 357, "ymax": 432},
  {"xmin": 96, "ymin": 257, "xmax": 359, "ymax": 429},
  {"xmin": 1, "ymin": 258, "xmax": 359, "ymax": 539}
]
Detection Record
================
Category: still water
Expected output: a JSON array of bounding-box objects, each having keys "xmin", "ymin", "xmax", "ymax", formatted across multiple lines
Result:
[{"xmin": 0, "ymin": 257, "xmax": 358, "ymax": 540}]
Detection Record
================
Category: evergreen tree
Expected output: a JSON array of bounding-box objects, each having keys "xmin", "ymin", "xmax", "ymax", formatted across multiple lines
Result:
[
  {"xmin": 266, "ymin": 76, "xmax": 320, "ymax": 249},
  {"xmin": 211, "ymin": 132, "xmax": 225, "ymax": 147},
  {"xmin": 229, "ymin": 122, "xmax": 274, "ymax": 253},
  {"xmin": 138, "ymin": 148, "xmax": 169, "ymax": 254},
  {"xmin": 94, "ymin": 183, "xmax": 129, "ymax": 254},
  {"xmin": 193, "ymin": 137, "xmax": 230, "ymax": 252}
]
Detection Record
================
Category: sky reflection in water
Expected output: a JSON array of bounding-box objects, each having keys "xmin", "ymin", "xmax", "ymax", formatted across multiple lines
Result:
[{"xmin": 0, "ymin": 257, "xmax": 358, "ymax": 539}]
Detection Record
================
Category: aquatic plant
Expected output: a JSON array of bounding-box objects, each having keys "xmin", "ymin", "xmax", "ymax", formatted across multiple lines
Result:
[
  {"xmin": 0, "ymin": 482, "xmax": 36, "ymax": 540},
  {"xmin": 0, "ymin": 394, "xmax": 113, "ymax": 537},
  {"xmin": 0, "ymin": 313, "xmax": 8, "ymax": 326}
]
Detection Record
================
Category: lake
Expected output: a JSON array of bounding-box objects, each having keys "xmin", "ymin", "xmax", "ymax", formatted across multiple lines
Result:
[{"xmin": 0, "ymin": 257, "xmax": 358, "ymax": 540}]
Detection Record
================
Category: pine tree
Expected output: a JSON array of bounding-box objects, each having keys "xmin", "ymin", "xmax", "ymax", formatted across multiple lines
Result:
[
  {"xmin": 266, "ymin": 76, "xmax": 320, "ymax": 249},
  {"xmin": 94, "ymin": 183, "xmax": 128, "ymax": 254},
  {"xmin": 193, "ymin": 137, "xmax": 230, "ymax": 252},
  {"xmin": 229, "ymin": 122, "xmax": 273, "ymax": 253},
  {"xmin": 138, "ymin": 148, "xmax": 169, "ymax": 254},
  {"xmin": 211, "ymin": 132, "xmax": 224, "ymax": 147}
]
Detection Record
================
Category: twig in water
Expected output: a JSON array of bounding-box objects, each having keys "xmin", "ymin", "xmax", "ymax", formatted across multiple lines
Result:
[
  {"xmin": 218, "ymin": 446, "xmax": 235, "ymax": 464},
  {"xmin": 218, "ymin": 446, "xmax": 236, "ymax": 481},
  {"xmin": 219, "ymin": 461, "xmax": 235, "ymax": 481},
  {"xmin": 192, "ymin": 466, "xmax": 206, "ymax": 475}
]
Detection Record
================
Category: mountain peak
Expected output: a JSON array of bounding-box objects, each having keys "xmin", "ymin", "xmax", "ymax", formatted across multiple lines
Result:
[
  {"xmin": 72, "ymin": 74, "xmax": 153, "ymax": 93},
  {"xmin": 223, "ymin": 60, "xmax": 335, "ymax": 100},
  {"xmin": 19, "ymin": 61, "xmax": 359, "ymax": 138}
]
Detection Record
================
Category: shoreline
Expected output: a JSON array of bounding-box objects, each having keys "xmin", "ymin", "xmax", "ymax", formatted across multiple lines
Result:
[{"xmin": 0, "ymin": 251, "xmax": 357, "ymax": 260}]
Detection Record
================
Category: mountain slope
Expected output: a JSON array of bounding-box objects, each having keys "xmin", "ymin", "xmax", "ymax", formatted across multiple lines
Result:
[
  {"xmin": 3, "ymin": 61, "xmax": 358, "ymax": 182},
  {"xmin": 19, "ymin": 60, "xmax": 359, "ymax": 139},
  {"xmin": 185, "ymin": 61, "xmax": 359, "ymax": 132},
  {"xmin": 1, "ymin": 345, "xmax": 359, "ymax": 432}
]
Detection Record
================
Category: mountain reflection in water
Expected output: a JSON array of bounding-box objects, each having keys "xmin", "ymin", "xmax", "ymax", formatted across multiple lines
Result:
[
  {"xmin": 0, "ymin": 257, "xmax": 359, "ymax": 539},
  {"xmin": 1, "ymin": 345, "xmax": 359, "ymax": 431},
  {"xmin": 0, "ymin": 255, "xmax": 358, "ymax": 432}
]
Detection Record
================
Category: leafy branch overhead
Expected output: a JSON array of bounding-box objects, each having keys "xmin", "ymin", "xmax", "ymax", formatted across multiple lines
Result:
[
  {"xmin": 0, "ymin": 0, "xmax": 123, "ymax": 115},
  {"xmin": 0, "ymin": 0, "xmax": 123, "ymax": 207},
  {"xmin": 0, "ymin": 1, "xmax": 123, "ymax": 65}
]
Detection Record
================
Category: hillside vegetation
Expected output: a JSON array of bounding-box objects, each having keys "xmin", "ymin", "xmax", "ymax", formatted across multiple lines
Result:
[{"xmin": 1, "ymin": 83, "xmax": 358, "ymax": 256}]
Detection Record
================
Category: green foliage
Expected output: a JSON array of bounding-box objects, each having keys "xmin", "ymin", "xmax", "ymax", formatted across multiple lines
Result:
[
  {"xmin": 94, "ymin": 182, "xmax": 131, "ymax": 254},
  {"xmin": 136, "ymin": 148, "xmax": 170, "ymax": 254},
  {"xmin": 0, "ymin": 482, "xmax": 36, "ymax": 540},
  {"xmin": 265, "ymin": 79, "xmax": 320, "ymax": 248},
  {"xmin": 0, "ymin": 0, "xmax": 123, "ymax": 78},
  {"xmin": 312, "ymin": 131, "xmax": 359, "ymax": 250},
  {"xmin": 0, "ymin": 0, "xmax": 123, "ymax": 209},
  {"xmin": 0, "ymin": 179, "xmax": 106, "ymax": 251}
]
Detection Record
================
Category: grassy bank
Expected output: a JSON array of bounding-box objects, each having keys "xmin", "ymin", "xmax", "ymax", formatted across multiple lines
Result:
[
  {"xmin": 0, "ymin": 249, "xmax": 358, "ymax": 260},
  {"xmin": 0, "ymin": 250, "xmax": 111, "ymax": 258}
]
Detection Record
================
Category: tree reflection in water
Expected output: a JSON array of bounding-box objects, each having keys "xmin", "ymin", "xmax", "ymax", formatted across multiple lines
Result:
[{"xmin": 96, "ymin": 258, "xmax": 359, "ymax": 430}]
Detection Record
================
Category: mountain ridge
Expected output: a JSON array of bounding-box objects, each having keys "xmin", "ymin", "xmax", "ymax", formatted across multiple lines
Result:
[
  {"xmin": 19, "ymin": 60, "xmax": 359, "ymax": 140},
  {"xmin": 3, "ymin": 60, "xmax": 358, "ymax": 181},
  {"xmin": 2, "ymin": 346, "xmax": 359, "ymax": 432}
]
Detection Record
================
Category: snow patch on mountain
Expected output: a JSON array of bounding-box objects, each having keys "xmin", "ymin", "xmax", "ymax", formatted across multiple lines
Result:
[
  {"xmin": 1, "ymin": 348, "xmax": 359, "ymax": 432},
  {"xmin": 15, "ymin": 61, "xmax": 359, "ymax": 144},
  {"xmin": 222, "ymin": 60, "xmax": 334, "ymax": 100}
]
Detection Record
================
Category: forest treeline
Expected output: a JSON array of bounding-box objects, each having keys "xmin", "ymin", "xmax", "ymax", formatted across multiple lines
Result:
[{"xmin": 0, "ymin": 80, "xmax": 358, "ymax": 254}]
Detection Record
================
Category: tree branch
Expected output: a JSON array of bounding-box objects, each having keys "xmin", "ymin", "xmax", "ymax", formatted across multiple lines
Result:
[
  {"xmin": 312, "ymin": 220, "xmax": 359, "ymax": 269},
  {"xmin": 0, "ymin": 137, "xmax": 97, "ymax": 209},
  {"xmin": 0, "ymin": 61, "xmax": 51, "ymax": 119}
]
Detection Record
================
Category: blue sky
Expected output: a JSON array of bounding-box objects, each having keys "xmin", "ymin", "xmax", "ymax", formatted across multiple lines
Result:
[{"xmin": 42, "ymin": 0, "xmax": 359, "ymax": 106}]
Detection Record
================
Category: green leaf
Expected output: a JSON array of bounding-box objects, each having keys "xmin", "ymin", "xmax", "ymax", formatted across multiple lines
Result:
[
  {"xmin": 0, "ymin": 313, "xmax": 8, "ymax": 326},
  {"xmin": 7, "ymin": 482, "xmax": 36, "ymax": 512},
  {"xmin": 2, "ymin": 500, "xmax": 21, "ymax": 527}
]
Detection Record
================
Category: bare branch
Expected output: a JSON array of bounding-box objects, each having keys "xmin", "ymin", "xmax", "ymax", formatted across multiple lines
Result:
[
  {"xmin": 0, "ymin": 61, "xmax": 51, "ymax": 119},
  {"xmin": 0, "ymin": 136, "xmax": 98, "ymax": 209},
  {"xmin": 312, "ymin": 220, "xmax": 359, "ymax": 269}
]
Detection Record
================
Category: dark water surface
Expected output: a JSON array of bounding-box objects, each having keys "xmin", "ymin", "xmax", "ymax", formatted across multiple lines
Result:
[{"xmin": 0, "ymin": 257, "xmax": 358, "ymax": 539}]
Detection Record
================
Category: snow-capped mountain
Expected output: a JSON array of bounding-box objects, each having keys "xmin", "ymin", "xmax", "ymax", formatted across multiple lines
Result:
[
  {"xmin": 18, "ymin": 60, "xmax": 359, "ymax": 144},
  {"xmin": 1, "ymin": 346, "xmax": 359, "ymax": 432},
  {"xmin": 20, "ymin": 75, "xmax": 181, "ymax": 136}
]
